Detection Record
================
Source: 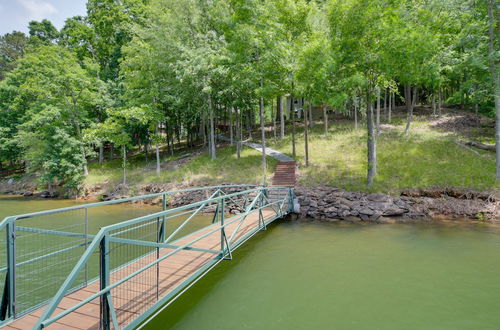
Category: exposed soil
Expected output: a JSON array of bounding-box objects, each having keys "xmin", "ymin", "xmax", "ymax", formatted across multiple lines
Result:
[{"xmin": 429, "ymin": 113, "xmax": 482, "ymax": 132}]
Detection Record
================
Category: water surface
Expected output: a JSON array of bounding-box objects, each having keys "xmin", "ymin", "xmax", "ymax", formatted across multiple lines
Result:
[
  {"xmin": 143, "ymin": 220, "xmax": 500, "ymax": 330},
  {"xmin": 2, "ymin": 196, "xmax": 500, "ymax": 329}
]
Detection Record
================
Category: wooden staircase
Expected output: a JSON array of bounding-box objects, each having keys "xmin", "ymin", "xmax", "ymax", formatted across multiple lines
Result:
[{"xmin": 271, "ymin": 161, "xmax": 296, "ymax": 187}]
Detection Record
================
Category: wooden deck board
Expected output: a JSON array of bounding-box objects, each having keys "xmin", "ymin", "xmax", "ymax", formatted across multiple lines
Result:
[{"xmin": 3, "ymin": 208, "xmax": 281, "ymax": 329}]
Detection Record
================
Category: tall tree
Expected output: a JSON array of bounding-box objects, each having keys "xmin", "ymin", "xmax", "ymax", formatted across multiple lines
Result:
[
  {"xmin": 2, "ymin": 45, "xmax": 105, "ymax": 188},
  {"xmin": 0, "ymin": 31, "xmax": 27, "ymax": 80},
  {"xmin": 486, "ymin": 0, "xmax": 500, "ymax": 181}
]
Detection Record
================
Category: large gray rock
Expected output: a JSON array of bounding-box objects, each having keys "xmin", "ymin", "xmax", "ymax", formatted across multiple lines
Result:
[
  {"xmin": 366, "ymin": 193, "xmax": 392, "ymax": 202},
  {"xmin": 358, "ymin": 208, "xmax": 375, "ymax": 216}
]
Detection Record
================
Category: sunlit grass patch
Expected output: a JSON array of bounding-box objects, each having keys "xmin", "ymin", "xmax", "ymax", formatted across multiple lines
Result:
[
  {"xmin": 267, "ymin": 118, "xmax": 497, "ymax": 193},
  {"xmin": 86, "ymin": 145, "xmax": 277, "ymax": 186}
]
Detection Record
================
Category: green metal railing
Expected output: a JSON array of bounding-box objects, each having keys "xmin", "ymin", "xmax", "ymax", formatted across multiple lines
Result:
[{"xmin": 0, "ymin": 185, "xmax": 293, "ymax": 329}]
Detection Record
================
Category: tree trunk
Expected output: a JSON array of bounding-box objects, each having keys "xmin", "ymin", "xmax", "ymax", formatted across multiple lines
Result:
[
  {"xmin": 122, "ymin": 145, "xmax": 127, "ymax": 185},
  {"xmin": 323, "ymin": 104, "xmax": 328, "ymax": 135},
  {"xmin": 376, "ymin": 87, "xmax": 381, "ymax": 136},
  {"xmin": 309, "ymin": 103, "xmax": 314, "ymax": 128},
  {"xmin": 83, "ymin": 162, "xmax": 89, "ymax": 177},
  {"xmin": 209, "ymin": 96, "xmax": 216, "ymax": 160},
  {"xmin": 169, "ymin": 131, "xmax": 174, "ymax": 156},
  {"xmin": 487, "ymin": 0, "xmax": 500, "ymax": 181},
  {"xmin": 291, "ymin": 96, "xmax": 296, "ymax": 158},
  {"xmin": 175, "ymin": 125, "xmax": 180, "ymax": 144},
  {"xmin": 392, "ymin": 89, "xmax": 396, "ymax": 114},
  {"xmin": 97, "ymin": 143, "xmax": 104, "ymax": 164},
  {"xmin": 367, "ymin": 91, "xmax": 376, "ymax": 186},
  {"xmin": 384, "ymin": 88, "xmax": 388, "ymax": 120},
  {"xmin": 305, "ymin": 102, "xmax": 310, "ymax": 167},
  {"xmin": 354, "ymin": 99, "xmax": 358, "ymax": 130},
  {"xmin": 201, "ymin": 119, "xmax": 207, "ymax": 146},
  {"xmin": 404, "ymin": 84, "xmax": 416, "ymax": 135},
  {"xmin": 432, "ymin": 93, "xmax": 436, "ymax": 116},
  {"xmin": 247, "ymin": 111, "xmax": 252, "ymax": 139},
  {"xmin": 438, "ymin": 89, "xmax": 442, "ymax": 116},
  {"xmin": 229, "ymin": 107, "xmax": 233, "ymax": 145},
  {"xmin": 75, "ymin": 123, "xmax": 88, "ymax": 176},
  {"xmin": 280, "ymin": 96, "xmax": 285, "ymax": 139},
  {"xmin": 155, "ymin": 143, "xmax": 161, "ymax": 175},
  {"xmin": 388, "ymin": 91, "xmax": 392, "ymax": 123},
  {"xmin": 236, "ymin": 108, "xmax": 241, "ymax": 159},
  {"xmin": 98, "ymin": 144, "xmax": 104, "ymax": 164},
  {"xmin": 155, "ymin": 126, "xmax": 161, "ymax": 175},
  {"xmin": 272, "ymin": 98, "xmax": 277, "ymax": 139},
  {"xmin": 259, "ymin": 84, "xmax": 267, "ymax": 185}
]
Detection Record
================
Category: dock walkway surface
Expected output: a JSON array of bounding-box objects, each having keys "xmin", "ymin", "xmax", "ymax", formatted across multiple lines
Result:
[{"xmin": 3, "ymin": 204, "xmax": 283, "ymax": 329}]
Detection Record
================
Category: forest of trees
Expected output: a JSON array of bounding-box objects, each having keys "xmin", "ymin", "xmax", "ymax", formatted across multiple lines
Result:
[{"xmin": 0, "ymin": 0, "xmax": 498, "ymax": 189}]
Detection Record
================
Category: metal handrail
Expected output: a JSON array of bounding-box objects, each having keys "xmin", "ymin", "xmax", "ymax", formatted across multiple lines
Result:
[
  {"xmin": 40, "ymin": 191, "xmax": 268, "ymax": 328},
  {"xmin": 0, "ymin": 184, "xmax": 258, "ymax": 323},
  {"xmin": 0, "ymin": 184, "xmax": 258, "ymax": 225},
  {"xmin": 0, "ymin": 185, "xmax": 293, "ymax": 329}
]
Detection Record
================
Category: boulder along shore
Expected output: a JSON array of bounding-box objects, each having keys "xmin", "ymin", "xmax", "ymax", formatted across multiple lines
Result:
[
  {"xmin": 1, "ymin": 178, "xmax": 499, "ymax": 221},
  {"xmin": 295, "ymin": 187, "xmax": 500, "ymax": 222}
]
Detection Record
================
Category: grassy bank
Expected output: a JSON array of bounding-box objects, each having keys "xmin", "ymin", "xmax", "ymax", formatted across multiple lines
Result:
[
  {"xmin": 265, "ymin": 108, "xmax": 497, "ymax": 193},
  {"xmin": 85, "ymin": 144, "xmax": 277, "ymax": 187},
  {"xmin": 5, "ymin": 107, "xmax": 496, "ymax": 195}
]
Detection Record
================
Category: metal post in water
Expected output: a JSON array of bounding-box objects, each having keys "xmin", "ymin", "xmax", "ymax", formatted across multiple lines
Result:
[
  {"xmin": 212, "ymin": 191, "xmax": 220, "ymax": 224},
  {"xmin": 1, "ymin": 221, "xmax": 16, "ymax": 320},
  {"xmin": 99, "ymin": 235, "xmax": 110, "ymax": 330},
  {"xmin": 84, "ymin": 208, "xmax": 88, "ymax": 286},
  {"xmin": 259, "ymin": 191, "xmax": 266, "ymax": 230},
  {"xmin": 156, "ymin": 217, "xmax": 160, "ymax": 301},
  {"xmin": 220, "ymin": 197, "xmax": 224, "ymax": 256},
  {"xmin": 161, "ymin": 193, "xmax": 167, "ymax": 242}
]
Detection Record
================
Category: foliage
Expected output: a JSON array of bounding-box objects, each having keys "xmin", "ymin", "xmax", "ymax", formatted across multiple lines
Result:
[
  {"xmin": 1, "ymin": 45, "xmax": 105, "ymax": 188},
  {"xmin": 0, "ymin": 31, "xmax": 27, "ymax": 80},
  {"xmin": 0, "ymin": 0, "xmax": 498, "ymax": 189}
]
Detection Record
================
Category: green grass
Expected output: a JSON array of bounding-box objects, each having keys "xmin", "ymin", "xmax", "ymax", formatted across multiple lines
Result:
[
  {"xmin": 85, "ymin": 109, "xmax": 498, "ymax": 194},
  {"xmin": 86, "ymin": 145, "xmax": 277, "ymax": 187},
  {"xmin": 265, "ymin": 115, "xmax": 497, "ymax": 193}
]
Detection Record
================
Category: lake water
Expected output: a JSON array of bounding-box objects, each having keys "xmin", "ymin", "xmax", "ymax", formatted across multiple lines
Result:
[
  {"xmin": 1, "ymin": 196, "xmax": 500, "ymax": 329},
  {"xmin": 143, "ymin": 221, "xmax": 500, "ymax": 330}
]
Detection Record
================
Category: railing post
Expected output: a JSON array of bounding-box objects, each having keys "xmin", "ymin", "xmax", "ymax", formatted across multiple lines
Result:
[
  {"xmin": 212, "ymin": 192, "xmax": 220, "ymax": 224},
  {"xmin": 259, "ymin": 191, "xmax": 266, "ymax": 230},
  {"xmin": 99, "ymin": 234, "xmax": 110, "ymax": 330},
  {"xmin": 156, "ymin": 217, "xmax": 160, "ymax": 301},
  {"xmin": 219, "ymin": 197, "xmax": 232, "ymax": 260},
  {"xmin": 1, "ymin": 220, "xmax": 15, "ymax": 321},
  {"xmin": 160, "ymin": 193, "xmax": 167, "ymax": 242},
  {"xmin": 289, "ymin": 187, "xmax": 294, "ymax": 213},
  {"xmin": 220, "ymin": 197, "xmax": 224, "ymax": 254},
  {"xmin": 84, "ymin": 208, "xmax": 89, "ymax": 286}
]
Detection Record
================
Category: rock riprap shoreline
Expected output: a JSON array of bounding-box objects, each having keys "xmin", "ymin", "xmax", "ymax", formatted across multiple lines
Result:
[{"xmin": 295, "ymin": 187, "xmax": 499, "ymax": 222}]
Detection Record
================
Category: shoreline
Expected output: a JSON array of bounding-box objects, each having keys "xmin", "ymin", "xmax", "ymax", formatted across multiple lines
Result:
[{"xmin": 1, "ymin": 179, "xmax": 499, "ymax": 222}]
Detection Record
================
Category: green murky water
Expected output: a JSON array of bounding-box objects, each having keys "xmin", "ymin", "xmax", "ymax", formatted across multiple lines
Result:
[
  {"xmin": 1, "ymin": 196, "xmax": 500, "ymax": 329},
  {"xmin": 143, "ymin": 221, "xmax": 500, "ymax": 330},
  {"xmin": 0, "ymin": 194, "xmax": 212, "ymax": 316}
]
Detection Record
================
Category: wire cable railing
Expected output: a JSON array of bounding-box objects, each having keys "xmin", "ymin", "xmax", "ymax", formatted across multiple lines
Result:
[
  {"xmin": 0, "ymin": 184, "xmax": 257, "ymax": 323},
  {"xmin": 0, "ymin": 185, "xmax": 293, "ymax": 329}
]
